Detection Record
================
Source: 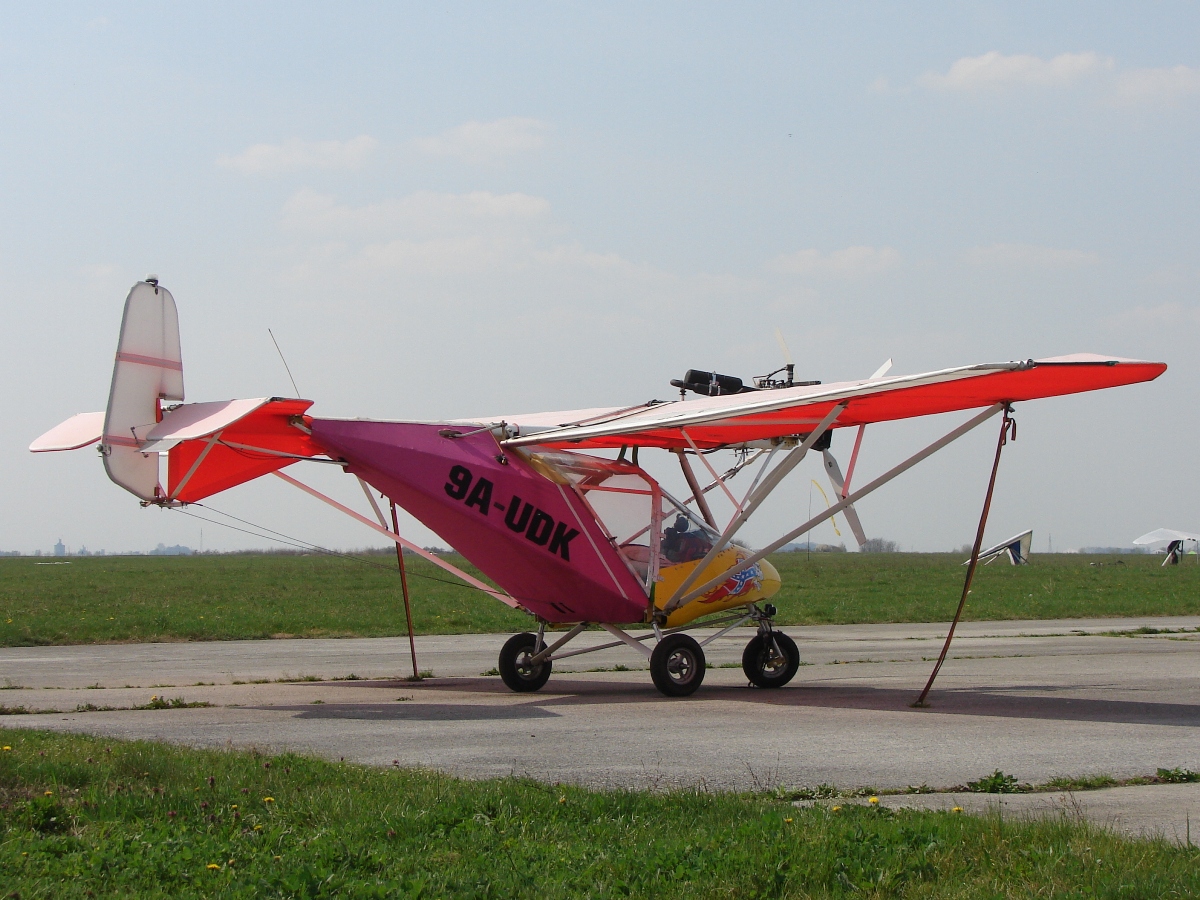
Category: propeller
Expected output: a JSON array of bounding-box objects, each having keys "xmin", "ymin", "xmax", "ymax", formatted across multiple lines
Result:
[
  {"xmin": 821, "ymin": 449, "xmax": 868, "ymax": 549},
  {"xmin": 774, "ymin": 327, "xmax": 794, "ymax": 368}
]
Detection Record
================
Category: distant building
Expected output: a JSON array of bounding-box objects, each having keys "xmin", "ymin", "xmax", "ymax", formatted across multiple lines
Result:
[
  {"xmin": 53, "ymin": 538, "xmax": 65, "ymax": 557},
  {"xmin": 149, "ymin": 543, "xmax": 193, "ymax": 556}
]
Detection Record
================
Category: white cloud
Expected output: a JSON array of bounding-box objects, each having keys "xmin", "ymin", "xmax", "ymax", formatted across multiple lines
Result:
[
  {"xmin": 217, "ymin": 136, "xmax": 378, "ymax": 175},
  {"xmin": 1115, "ymin": 65, "xmax": 1200, "ymax": 105},
  {"xmin": 769, "ymin": 246, "xmax": 901, "ymax": 277},
  {"xmin": 963, "ymin": 243, "xmax": 1100, "ymax": 268},
  {"xmin": 920, "ymin": 51, "xmax": 1113, "ymax": 91},
  {"xmin": 281, "ymin": 188, "xmax": 550, "ymax": 238},
  {"xmin": 413, "ymin": 117, "xmax": 550, "ymax": 163}
]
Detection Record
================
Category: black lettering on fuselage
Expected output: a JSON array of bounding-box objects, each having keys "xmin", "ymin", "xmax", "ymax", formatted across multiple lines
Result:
[
  {"xmin": 464, "ymin": 477, "xmax": 493, "ymax": 515},
  {"xmin": 505, "ymin": 497, "xmax": 533, "ymax": 532},
  {"xmin": 444, "ymin": 465, "xmax": 472, "ymax": 500},
  {"xmin": 445, "ymin": 467, "xmax": 579, "ymax": 562},
  {"xmin": 548, "ymin": 521, "xmax": 580, "ymax": 561},
  {"xmin": 526, "ymin": 510, "xmax": 554, "ymax": 546}
]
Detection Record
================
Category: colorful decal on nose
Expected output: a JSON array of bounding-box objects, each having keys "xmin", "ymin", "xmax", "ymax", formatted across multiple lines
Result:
[{"xmin": 703, "ymin": 563, "xmax": 764, "ymax": 604}]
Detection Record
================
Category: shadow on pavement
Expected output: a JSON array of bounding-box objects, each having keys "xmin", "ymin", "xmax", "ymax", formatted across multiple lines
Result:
[
  {"xmin": 268, "ymin": 702, "xmax": 560, "ymax": 721},
  {"xmin": 301, "ymin": 677, "xmax": 1200, "ymax": 728}
]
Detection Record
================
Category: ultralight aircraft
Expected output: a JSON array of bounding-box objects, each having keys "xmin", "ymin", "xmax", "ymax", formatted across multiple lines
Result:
[{"xmin": 32, "ymin": 280, "xmax": 1167, "ymax": 696}]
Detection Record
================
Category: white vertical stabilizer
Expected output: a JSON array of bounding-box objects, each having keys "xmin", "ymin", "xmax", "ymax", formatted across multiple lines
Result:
[{"xmin": 102, "ymin": 280, "xmax": 184, "ymax": 501}]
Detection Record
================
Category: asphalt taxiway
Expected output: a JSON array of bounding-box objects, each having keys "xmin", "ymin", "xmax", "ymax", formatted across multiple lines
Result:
[{"xmin": 2, "ymin": 616, "xmax": 1198, "ymax": 840}]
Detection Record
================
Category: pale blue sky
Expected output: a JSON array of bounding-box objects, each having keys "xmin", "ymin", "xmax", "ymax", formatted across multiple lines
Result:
[{"xmin": 4, "ymin": 3, "xmax": 1197, "ymax": 554}]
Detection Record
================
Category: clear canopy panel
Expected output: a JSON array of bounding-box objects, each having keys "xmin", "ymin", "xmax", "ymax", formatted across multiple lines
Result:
[{"xmin": 521, "ymin": 449, "xmax": 725, "ymax": 594}]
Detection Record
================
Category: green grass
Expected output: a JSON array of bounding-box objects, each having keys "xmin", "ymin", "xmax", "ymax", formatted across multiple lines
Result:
[
  {"xmin": 770, "ymin": 552, "xmax": 1200, "ymax": 625},
  {"xmin": 2, "ymin": 729, "xmax": 1198, "ymax": 898},
  {"xmin": 1, "ymin": 552, "xmax": 1197, "ymax": 647}
]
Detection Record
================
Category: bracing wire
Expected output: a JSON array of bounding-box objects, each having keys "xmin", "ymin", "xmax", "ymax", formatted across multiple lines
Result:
[{"xmin": 171, "ymin": 503, "xmax": 502, "ymax": 596}]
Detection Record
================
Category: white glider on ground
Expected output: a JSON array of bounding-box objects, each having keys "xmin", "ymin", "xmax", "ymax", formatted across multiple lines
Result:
[
  {"xmin": 1133, "ymin": 528, "xmax": 1200, "ymax": 566},
  {"xmin": 964, "ymin": 529, "xmax": 1033, "ymax": 566}
]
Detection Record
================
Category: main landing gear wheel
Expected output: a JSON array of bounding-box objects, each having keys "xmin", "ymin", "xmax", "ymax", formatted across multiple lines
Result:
[
  {"xmin": 650, "ymin": 633, "xmax": 706, "ymax": 697},
  {"xmin": 498, "ymin": 632, "xmax": 552, "ymax": 693},
  {"xmin": 742, "ymin": 632, "xmax": 800, "ymax": 688}
]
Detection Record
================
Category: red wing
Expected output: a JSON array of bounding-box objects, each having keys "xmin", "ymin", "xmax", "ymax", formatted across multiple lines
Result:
[{"xmin": 502, "ymin": 355, "xmax": 1166, "ymax": 450}]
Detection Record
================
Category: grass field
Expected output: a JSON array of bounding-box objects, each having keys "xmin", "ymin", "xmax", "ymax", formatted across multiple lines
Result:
[
  {"xmin": 1, "ymin": 728, "xmax": 1197, "ymax": 898},
  {"xmin": 0, "ymin": 551, "xmax": 1197, "ymax": 647}
]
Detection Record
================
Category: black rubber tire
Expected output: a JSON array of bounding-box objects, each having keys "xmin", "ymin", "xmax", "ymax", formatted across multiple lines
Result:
[
  {"xmin": 742, "ymin": 632, "xmax": 800, "ymax": 688},
  {"xmin": 498, "ymin": 632, "xmax": 552, "ymax": 693},
  {"xmin": 650, "ymin": 633, "xmax": 707, "ymax": 697}
]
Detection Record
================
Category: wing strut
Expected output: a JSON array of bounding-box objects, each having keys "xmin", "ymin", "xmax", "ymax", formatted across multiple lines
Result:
[
  {"xmin": 664, "ymin": 402, "xmax": 848, "ymax": 611},
  {"xmin": 914, "ymin": 406, "xmax": 1016, "ymax": 706},
  {"xmin": 666, "ymin": 403, "xmax": 1007, "ymax": 611},
  {"xmin": 271, "ymin": 469, "xmax": 522, "ymax": 610}
]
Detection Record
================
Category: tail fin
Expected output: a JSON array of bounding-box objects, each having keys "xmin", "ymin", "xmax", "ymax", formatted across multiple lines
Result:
[
  {"xmin": 32, "ymin": 279, "xmax": 322, "ymax": 504},
  {"xmin": 102, "ymin": 279, "xmax": 185, "ymax": 501}
]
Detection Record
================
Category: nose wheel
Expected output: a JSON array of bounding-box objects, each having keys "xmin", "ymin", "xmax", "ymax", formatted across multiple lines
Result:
[
  {"xmin": 650, "ymin": 633, "xmax": 706, "ymax": 697},
  {"xmin": 498, "ymin": 632, "xmax": 553, "ymax": 692},
  {"xmin": 742, "ymin": 631, "xmax": 800, "ymax": 688}
]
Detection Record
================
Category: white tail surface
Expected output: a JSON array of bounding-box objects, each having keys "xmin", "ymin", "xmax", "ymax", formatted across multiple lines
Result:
[{"xmin": 102, "ymin": 281, "xmax": 184, "ymax": 501}]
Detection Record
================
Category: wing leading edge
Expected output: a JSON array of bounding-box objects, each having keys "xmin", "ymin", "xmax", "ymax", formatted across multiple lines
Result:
[{"xmin": 499, "ymin": 354, "xmax": 1166, "ymax": 450}]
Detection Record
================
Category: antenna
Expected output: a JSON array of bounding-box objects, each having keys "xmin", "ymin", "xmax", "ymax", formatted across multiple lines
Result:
[
  {"xmin": 268, "ymin": 329, "xmax": 302, "ymax": 399},
  {"xmin": 773, "ymin": 328, "xmax": 794, "ymax": 386}
]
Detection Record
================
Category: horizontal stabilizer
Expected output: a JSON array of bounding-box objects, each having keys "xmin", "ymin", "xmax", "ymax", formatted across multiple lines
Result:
[
  {"xmin": 30, "ymin": 412, "xmax": 104, "ymax": 452},
  {"xmin": 166, "ymin": 398, "xmax": 322, "ymax": 503}
]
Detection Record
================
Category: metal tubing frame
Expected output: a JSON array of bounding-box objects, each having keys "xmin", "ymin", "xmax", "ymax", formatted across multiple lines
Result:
[
  {"xmin": 535, "ymin": 610, "xmax": 757, "ymax": 663},
  {"xmin": 681, "ymin": 430, "xmax": 741, "ymax": 512},
  {"xmin": 841, "ymin": 425, "xmax": 866, "ymax": 498},
  {"xmin": 665, "ymin": 402, "xmax": 847, "ymax": 610},
  {"xmin": 529, "ymin": 622, "xmax": 589, "ymax": 665},
  {"xmin": 670, "ymin": 403, "xmax": 1006, "ymax": 608},
  {"xmin": 600, "ymin": 623, "xmax": 654, "ymax": 659},
  {"xmin": 674, "ymin": 448, "xmax": 717, "ymax": 528},
  {"xmin": 272, "ymin": 469, "xmax": 522, "ymax": 609}
]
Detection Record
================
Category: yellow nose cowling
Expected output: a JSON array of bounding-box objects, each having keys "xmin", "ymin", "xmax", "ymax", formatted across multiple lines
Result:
[{"xmin": 653, "ymin": 549, "xmax": 782, "ymax": 628}]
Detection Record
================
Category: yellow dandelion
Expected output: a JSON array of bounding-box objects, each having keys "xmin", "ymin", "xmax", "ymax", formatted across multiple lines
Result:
[
  {"xmin": 263, "ymin": 796, "xmax": 274, "ymax": 803},
  {"xmin": 254, "ymin": 824, "xmax": 263, "ymax": 831},
  {"xmin": 784, "ymin": 817, "xmax": 793, "ymax": 824},
  {"xmin": 2, "ymin": 746, "xmax": 11, "ymax": 752},
  {"xmin": 44, "ymin": 791, "xmax": 53, "ymax": 797},
  {"xmin": 274, "ymin": 855, "xmax": 282, "ymax": 861},
  {"xmin": 868, "ymin": 796, "xmax": 879, "ymax": 805},
  {"xmin": 150, "ymin": 695, "xmax": 158, "ymax": 702},
  {"xmin": 207, "ymin": 864, "xmax": 220, "ymax": 870},
  {"xmin": 831, "ymin": 805, "xmax": 842, "ymax": 812},
  {"xmin": 231, "ymin": 804, "xmax": 238, "ymax": 810},
  {"xmin": 952, "ymin": 806, "xmax": 963, "ymax": 813},
  {"xmin": 559, "ymin": 796, "xmax": 566, "ymax": 804}
]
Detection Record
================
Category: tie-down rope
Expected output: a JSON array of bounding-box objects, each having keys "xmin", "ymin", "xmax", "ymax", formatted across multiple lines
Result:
[{"xmin": 913, "ymin": 404, "xmax": 1016, "ymax": 707}]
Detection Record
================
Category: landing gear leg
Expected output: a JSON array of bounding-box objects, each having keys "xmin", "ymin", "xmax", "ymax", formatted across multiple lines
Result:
[{"xmin": 742, "ymin": 605, "xmax": 800, "ymax": 688}]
